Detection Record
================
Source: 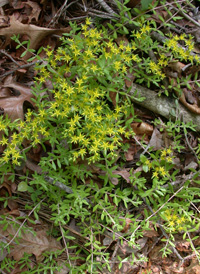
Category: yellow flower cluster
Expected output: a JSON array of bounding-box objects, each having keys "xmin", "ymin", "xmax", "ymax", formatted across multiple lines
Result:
[
  {"xmin": 1, "ymin": 18, "xmax": 199, "ymax": 167},
  {"xmin": 144, "ymin": 148, "xmax": 174, "ymax": 179},
  {"xmin": 163, "ymin": 208, "xmax": 191, "ymax": 233},
  {"xmin": 165, "ymin": 34, "xmax": 200, "ymax": 63},
  {"xmin": 0, "ymin": 19, "xmax": 139, "ymax": 166}
]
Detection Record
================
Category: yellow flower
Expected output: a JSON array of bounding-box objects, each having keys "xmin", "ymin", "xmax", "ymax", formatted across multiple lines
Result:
[
  {"xmin": 81, "ymin": 24, "xmax": 88, "ymax": 31},
  {"xmin": 124, "ymin": 131, "xmax": 132, "ymax": 138},
  {"xmin": 71, "ymin": 135, "xmax": 79, "ymax": 144},
  {"xmin": 180, "ymin": 216, "xmax": 186, "ymax": 223},
  {"xmin": 85, "ymin": 17, "xmax": 92, "ymax": 25},
  {"xmin": 64, "ymin": 54, "xmax": 71, "ymax": 62},
  {"xmin": 12, "ymin": 158, "xmax": 20, "ymax": 165},
  {"xmin": 105, "ymin": 51, "xmax": 112, "ymax": 60},
  {"xmin": 54, "ymin": 54, "xmax": 62, "ymax": 61},
  {"xmin": 102, "ymin": 141, "xmax": 110, "ymax": 151},
  {"xmin": 85, "ymin": 48, "xmax": 94, "ymax": 58},
  {"xmin": 165, "ymin": 38, "xmax": 178, "ymax": 49},
  {"xmin": 172, "ymin": 214, "xmax": 178, "ymax": 221},
  {"xmin": 118, "ymin": 127, "xmax": 125, "ymax": 134},
  {"xmin": 77, "ymin": 133, "xmax": 85, "ymax": 142},
  {"xmin": 39, "ymin": 109, "xmax": 46, "ymax": 118},
  {"xmin": 83, "ymin": 30, "xmax": 90, "ymax": 37},
  {"xmin": 159, "ymin": 166, "xmax": 167, "ymax": 176},
  {"xmin": 113, "ymin": 135, "xmax": 120, "ymax": 145},
  {"xmin": 176, "ymin": 219, "xmax": 182, "ymax": 225},
  {"xmin": 114, "ymin": 61, "xmax": 121, "ymax": 71},
  {"xmin": 94, "ymin": 30, "xmax": 101, "ymax": 40},
  {"xmin": 82, "ymin": 138, "xmax": 90, "ymax": 147},
  {"xmin": 125, "ymin": 44, "xmax": 132, "ymax": 52},
  {"xmin": 92, "ymin": 138, "xmax": 101, "ymax": 147},
  {"xmin": 39, "ymin": 127, "xmax": 47, "ymax": 135},
  {"xmin": 79, "ymin": 148, "xmax": 86, "ymax": 158},
  {"xmin": 50, "ymin": 59, "xmax": 56, "ymax": 67},
  {"xmin": 107, "ymin": 127, "xmax": 115, "ymax": 136},
  {"xmin": 9, "ymin": 145, "xmax": 17, "ymax": 155},
  {"xmin": 91, "ymin": 64, "xmax": 98, "ymax": 72},
  {"xmin": 169, "ymin": 220, "xmax": 175, "ymax": 227},
  {"xmin": 122, "ymin": 65, "xmax": 127, "ymax": 73},
  {"xmin": 38, "ymin": 76, "xmax": 45, "ymax": 84},
  {"xmin": 73, "ymin": 151, "xmax": 79, "ymax": 161},
  {"xmin": 152, "ymin": 171, "xmax": 159, "ymax": 179},
  {"xmin": 11, "ymin": 132, "xmax": 18, "ymax": 141},
  {"xmin": 52, "ymin": 109, "xmax": 61, "ymax": 117},
  {"xmin": 12, "ymin": 151, "xmax": 21, "ymax": 160},
  {"xmin": 166, "ymin": 156, "xmax": 173, "ymax": 163},
  {"xmin": 166, "ymin": 148, "xmax": 172, "ymax": 154},
  {"xmin": 149, "ymin": 61, "xmax": 160, "ymax": 73},
  {"xmin": 90, "ymin": 145, "xmax": 99, "ymax": 154},
  {"xmin": 106, "ymin": 40, "xmax": 113, "ymax": 48},
  {"xmin": 131, "ymin": 42, "xmax": 137, "ymax": 51},
  {"xmin": 3, "ymin": 154, "xmax": 10, "ymax": 163},
  {"xmin": 74, "ymin": 114, "xmax": 80, "ymax": 123},
  {"xmin": 135, "ymin": 32, "xmax": 142, "ymax": 39},
  {"xmin": 1, "ymin": 135, "xmax": 8, "ymax": 145},
  {"xmin": 3, "ymin": 149, "xmax": 11, "ymax": 158},
  {"xmin": 108, "ymin": 142, "xmax": 116, "ymax": 151},
  {"xmin": 46, "ymin": 50, "xmax": 53, "ymax": 57},
  {"xmin": 161, "ymin": 150, "xmax": 167, "ymax": 157},
  {"xmin": 91, "ymin": 40, "xmax": 99, "ymax": 47},
  {"xmin": 124, "ymin": 55, "xmax": 131, "ymax": 63},
  {"xmin": 179, "ymin": 33, "xmax": 186, "ymax": 40},
  {"xmin": 131, "ymin": 54, "xmax": 138, "ymax": 62}
]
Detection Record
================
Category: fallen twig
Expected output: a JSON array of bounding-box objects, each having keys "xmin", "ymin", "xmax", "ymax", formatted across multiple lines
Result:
[
  {"xmin": 0, "ymin": 60, "xmax": 41, "ymax": 78},
  {"xmin": 129, "ymin": 83, "xmax": 200, "ymax": 132}
]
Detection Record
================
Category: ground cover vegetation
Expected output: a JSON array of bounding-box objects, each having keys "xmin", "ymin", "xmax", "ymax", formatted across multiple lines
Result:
[{"xmin": 0, "ymin": 0, "xmax": 200, "ymax": 273}]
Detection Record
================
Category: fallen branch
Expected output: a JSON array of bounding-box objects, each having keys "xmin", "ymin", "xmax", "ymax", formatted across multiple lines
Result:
[{"xmin": 129, "ymin": 83, "xmax": 200, "ymax": 131}]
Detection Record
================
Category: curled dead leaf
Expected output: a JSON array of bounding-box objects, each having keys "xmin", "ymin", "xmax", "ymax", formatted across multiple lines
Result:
[
  {"xmin": 131, "ymin": 122, "xmax": 153, "ymax": 136},
  {"xmin": 176, "ymin": 88, "xmax": 200, "ymax": 114}
]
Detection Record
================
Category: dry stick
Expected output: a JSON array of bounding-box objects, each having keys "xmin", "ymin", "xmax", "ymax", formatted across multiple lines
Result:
[
  {"xmin": 110, "ymin": 240, "xmax": 120, "ymax": 271},
  {"xmin": 88, "ymin": 11, "xmax": 116, "ymax": 19},
  {"xmin": 0, "ymin": 49, "xmax": 21, "ymax": 66},
  {"xmin": 0, "ymin": 60, "xmax": 41, "ymax": 78},
  {"xmin": 48, "ymin": 0, "xmax": 68, "ymax": 27},
  {"xmin": 48, "ymin": 0, "xmax": 79, "ymax": 27},
  {"xmin": 96, "ymin": 0, "xmax": 116, "ymax": 15},
  {"xmin": 129, "ymin": 83, "xmax": 200, "ymax": 132},
  {"xmin": 88, "ymin": 8, "xmax": 116, "ymax": 16},
  {"xmin": 186, "ymin": 231, "xmax": 200, "ymax": 264},
  {"xmin": 173, "ymin": 6, "xmax": 200, "ymax": 28},
  {"xmin": 190, "ymin": 201, "xmax": 200, "ymax": 214},
  {"xmin": 90, "ymin": 227, "xmax": 94, "ymax": 274},
  {"xmin": 4, "ymin": 198, "xmax": 45, "ymax": 249},
  {"xmin": 58, "ymin": 204, "xmax": 72, "ymax": 268}
]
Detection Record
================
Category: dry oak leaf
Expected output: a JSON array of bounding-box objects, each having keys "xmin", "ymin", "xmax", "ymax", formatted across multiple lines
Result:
[
  {"xmin": 0, "ymin": 223, "xmax": 62, "ymax": 261},
  {"xmin": 176, "ymin": 88, "xmax": 200, "ymax": 114},
  {"xmin": 25, "ymin": 0, "xmax": 42, "ymax": 23},
  {"xmin": 0, "ymin": 15, "xmax": 70, "ymax": 59},
  {"xmin": 131, "ymin": 122, "xmax": 153, "ymax": 137},
  {"xmin": 9, "ymin": 0, "xmax": 42, "ymax": 23},
  {"xmin": 0, "ymin": 77, "xmax": 34, "ymax": 121}
]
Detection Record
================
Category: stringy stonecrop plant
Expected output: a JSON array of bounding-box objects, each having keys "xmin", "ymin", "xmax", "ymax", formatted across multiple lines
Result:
[
  {"xmin": 1, "ymin": 11, "xmax": 200, "ymax": 272},
  {"xmin": 1, "ymin": 18, "xmax": 200, "ymax": 168}
]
